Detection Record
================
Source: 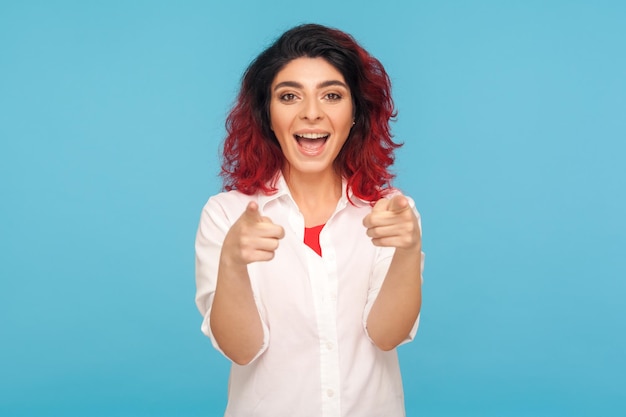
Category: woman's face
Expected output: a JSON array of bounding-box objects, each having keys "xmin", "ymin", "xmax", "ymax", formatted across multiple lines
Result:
[{"xmin": 269, "ymin": 57, "xmax": 354, "ymax": 180}]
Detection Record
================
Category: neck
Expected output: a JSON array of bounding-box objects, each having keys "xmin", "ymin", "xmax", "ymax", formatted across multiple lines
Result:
[{"xmin": 283, "ymin": 169, "xmax": 343, "ymax": 227}]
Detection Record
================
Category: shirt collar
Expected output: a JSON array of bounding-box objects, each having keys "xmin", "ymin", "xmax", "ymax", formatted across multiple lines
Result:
[
  {"xmin": 256, "ymin": 172, "xmax": 290, "ymax": 211},
  {"xmin": 346, "ymin": 184, "xmax": 372, "ymax": 208},
  {"xmin": 257, "ymin": 171, "xmax": 372, "ymax": 211}
]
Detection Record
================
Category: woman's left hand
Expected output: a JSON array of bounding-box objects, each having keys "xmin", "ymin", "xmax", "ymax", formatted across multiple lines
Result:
[{"xmin": 362, "ymin": 194, "xmax": 421, "ymax": 251}]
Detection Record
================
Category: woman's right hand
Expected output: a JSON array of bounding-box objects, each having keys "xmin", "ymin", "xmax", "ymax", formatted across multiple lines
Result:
[
  {"xmin": 212, "ymin": 200, "xmax": 282, "ymax": 364},
  {"xmin": 221, "ymin": 201, "xmax": 285, "ymax": 266}
]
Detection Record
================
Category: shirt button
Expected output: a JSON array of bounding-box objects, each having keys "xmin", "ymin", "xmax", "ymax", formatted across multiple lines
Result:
[
  {"xmin": 326, "ymin": 342, "xmax": 333, "ymax": 350},
  {"xmin": 327, "ymin": 389, "xmax": 334, "ymax": 397}
]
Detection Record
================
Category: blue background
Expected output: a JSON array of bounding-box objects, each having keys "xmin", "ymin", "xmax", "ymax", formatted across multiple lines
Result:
[{"xmin": 1, "ymin": 1, "xmax": 624, "ymax": 416}]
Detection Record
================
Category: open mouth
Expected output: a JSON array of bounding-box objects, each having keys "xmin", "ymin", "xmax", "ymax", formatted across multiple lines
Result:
[{"xmin": 294, "ymin": 133, "xmax": 329, "ymax": 154}]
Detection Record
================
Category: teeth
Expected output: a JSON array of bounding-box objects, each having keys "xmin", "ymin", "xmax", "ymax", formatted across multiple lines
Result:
[{"xmin": 296, "ymin": 132, "xmax": 328, "ymax": 139}]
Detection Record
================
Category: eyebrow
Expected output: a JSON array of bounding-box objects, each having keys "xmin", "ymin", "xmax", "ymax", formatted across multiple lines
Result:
[{"xmin": 273, "ymin": 80, "xmax": 349, "ymax": 91}]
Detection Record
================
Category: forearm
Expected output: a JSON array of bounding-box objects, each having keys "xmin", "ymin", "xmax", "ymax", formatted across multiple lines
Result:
[
  {"xmin": 366, "ymin": 247, "xmax": 422, "ymax": 351},
  {"xmin": 210, "ymin": 259, "xmax": 264, "ymax": 365}
]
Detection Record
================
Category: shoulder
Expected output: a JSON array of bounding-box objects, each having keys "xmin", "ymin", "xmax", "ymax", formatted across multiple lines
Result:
[
  {"xmin": 206, "ymin": 189, "xmax": 253, "ymax": 207},
  {"xmin": 201, "ymin": 190, "xmax": 257, "ymax": 223}
]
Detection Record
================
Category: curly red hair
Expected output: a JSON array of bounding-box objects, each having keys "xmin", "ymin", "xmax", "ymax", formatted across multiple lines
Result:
[{"xmin": 221, "ymin": 24, "xmax": 401, "ymax": 202}]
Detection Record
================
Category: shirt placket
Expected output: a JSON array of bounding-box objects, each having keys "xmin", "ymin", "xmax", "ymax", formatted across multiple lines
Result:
[
  {"xmin": 321, "ymin": 229, "xmax": 341, "ymax": 417},
  {"xmin": 288, "ymin": 197, "xmax": 344, "ymax": 417}
]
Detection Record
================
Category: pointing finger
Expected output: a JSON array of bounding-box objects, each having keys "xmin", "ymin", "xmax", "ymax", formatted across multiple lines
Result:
[
  {"xmin": 244, "ymin": 201, "xmax": 263, "ymax": 222},
  {"xmin": 244, "ymin": 202, "xmax": 284, "ymax": 239},
  {"xmin": 388, "ymin": 195, "xmax": 409, "ymax": 213}
]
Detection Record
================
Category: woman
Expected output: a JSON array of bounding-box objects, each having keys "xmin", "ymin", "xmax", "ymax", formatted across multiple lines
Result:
[{"xmin": 196, "ymin": 23, "xmax": 423, "ymax": 417}]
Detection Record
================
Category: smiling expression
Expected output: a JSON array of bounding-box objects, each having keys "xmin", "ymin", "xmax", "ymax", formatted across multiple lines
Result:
[{"xmin": 270, "ymin": 57, "xmax": 354, "ymax": 181}]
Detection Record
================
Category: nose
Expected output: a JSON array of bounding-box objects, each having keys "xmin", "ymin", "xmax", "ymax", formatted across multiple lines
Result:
[{"xmin": 299, "ymin": 97, "xmax": 323, "ymax": 121}]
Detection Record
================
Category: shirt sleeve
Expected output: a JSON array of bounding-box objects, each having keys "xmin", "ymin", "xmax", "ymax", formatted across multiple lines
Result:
[
  {"xmin": 194, "ymin": 196, "xmax": 270, "ymax": 363},
  {"xmin": 362, "ymin": 195, "xmax": 425, "ymax": 347}
]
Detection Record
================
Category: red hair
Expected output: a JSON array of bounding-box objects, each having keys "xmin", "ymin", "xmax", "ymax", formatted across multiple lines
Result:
[{"xmin": 220, "ymin": 24, "xmax": 401, "ymax": 202}]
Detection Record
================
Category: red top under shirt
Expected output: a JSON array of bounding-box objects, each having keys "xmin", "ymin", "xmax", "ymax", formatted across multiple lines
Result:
[{"xmin": 304, "ymin": 224, "xmax": 325, "ymax": 257}]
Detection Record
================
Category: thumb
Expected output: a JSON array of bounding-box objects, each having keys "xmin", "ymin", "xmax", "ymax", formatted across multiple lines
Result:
[
  {"xmin": 388, "ymin": 194, "xmax": 409, "ymax": 213},
  {"xmin": 243, "ymin": 201, "xmax": 263, "ymax": 222}
]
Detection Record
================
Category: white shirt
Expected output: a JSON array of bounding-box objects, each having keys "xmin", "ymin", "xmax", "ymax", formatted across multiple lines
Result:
[{"xmin": 195, "ymin": 174, "xmax": 423, "ymax": 417}]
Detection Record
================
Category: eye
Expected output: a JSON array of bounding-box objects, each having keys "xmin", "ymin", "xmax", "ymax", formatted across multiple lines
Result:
[
  {"xmin": 279, "ymin": 93, "xmax": 297, "ymax": 102},
  {"xmin": 324, "ymin": 92, "xmax": 342, "ymax": 101}
]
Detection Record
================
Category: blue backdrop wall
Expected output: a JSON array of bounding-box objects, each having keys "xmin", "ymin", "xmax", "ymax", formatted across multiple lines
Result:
[{"xmin": 1, "ymin": 1, "xmax": 624, "ymax": 416}]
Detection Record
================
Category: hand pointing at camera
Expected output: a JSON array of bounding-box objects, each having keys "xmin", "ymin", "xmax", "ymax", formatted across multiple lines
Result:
[
  {"xmin": 363, "ymin": 194, "xmax": 421, "ymax": 251},
  {"xmin": 221, "ymin": 201, "xmax": 285, "ymax": 265},
  {"xmin": 363, "ymin": 194, "xmax": 423, "ymax": 351},
  {"xmin": 211, "ymin": 201, "xmax": 285, "ymax": 365}
]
